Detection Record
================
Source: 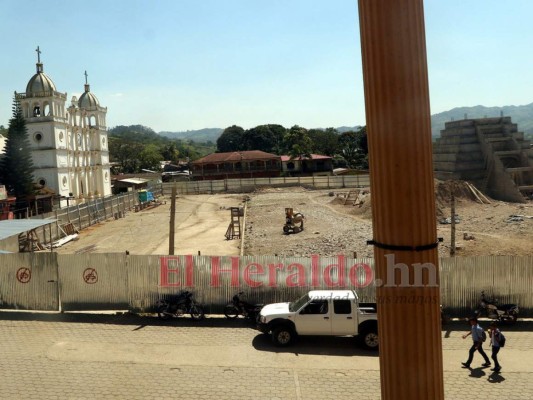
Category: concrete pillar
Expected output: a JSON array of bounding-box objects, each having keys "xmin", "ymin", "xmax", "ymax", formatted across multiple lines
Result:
[{"xmin": 358, "ymin": 1, "xmax": 444, "ymax": 399}]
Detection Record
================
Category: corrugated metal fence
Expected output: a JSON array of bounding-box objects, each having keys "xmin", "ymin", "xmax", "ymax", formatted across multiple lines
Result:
[
  {"xmin": 162, "ymin": 175, "xmax": 371, "ymax": 195},
  {"xmin": 1, "ymin": 253, "xmax": 531, "ymax": 316},
  {"xmin": 28, "ymin": 191, "xmax": 139, "ymax": 247}
]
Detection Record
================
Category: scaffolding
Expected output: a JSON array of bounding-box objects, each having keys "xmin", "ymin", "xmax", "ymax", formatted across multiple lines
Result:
[{"xmin": 225, "ymin": 207, "xmax": 242, "ymax": 240}]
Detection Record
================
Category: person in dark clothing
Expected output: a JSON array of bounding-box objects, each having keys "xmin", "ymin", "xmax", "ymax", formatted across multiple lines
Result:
[
  {"xmin": 489, "ymin": 321, "xmax": 503, "ymax": 372},
  {"xmin": 461, "ymin": 317, "xmax": 491, "ymax": 368}
]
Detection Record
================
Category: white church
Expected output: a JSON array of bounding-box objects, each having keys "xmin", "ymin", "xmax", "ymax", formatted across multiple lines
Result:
[{"xmin": 14, "ymin": 47, "xmax": 112, "ymax": 205}]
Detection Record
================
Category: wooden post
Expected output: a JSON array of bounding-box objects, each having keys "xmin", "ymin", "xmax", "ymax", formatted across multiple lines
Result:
[
  {"xmin": 77, "ymin": 204, "xmax": 82, "ymax": 230},
  {"xmin": 103, "ymin": 197, "xmax": 108, "ymax": 220},
  {"xmin": 168, "ymin": 186, "xmax": 176, "ymax": 255},
  {"xmin": 49, "ymin": 222, "xmax": 53, "ymax": 252},
  {"xmin": 54, "ymin": 210, "xmax": 59, "ymax": 240},
  {"xmin": 358, "ymin": 1, "xmax": 444, "ymax": 399},
  {"xmin": 450, "ymin": 190, "xmax": 456, "ymax": 256}
]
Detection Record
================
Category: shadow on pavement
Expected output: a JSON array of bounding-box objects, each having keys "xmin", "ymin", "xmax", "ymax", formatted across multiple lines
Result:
[
  {"xmin": 251, "ymin": 332, "xmax": 379, "ymax": 357},
  {"xmin": 2, "ymin": 310, "xmax": 532, "ymax": 334},
  {"xmin": 0, "ymin": 310, "xmax": 258, "ymax": 330},
  {"xmin": 487, "ymin": 372, "xmax": 506, "ymax": 383},
  {"xmin": 467, "ymin": 366, "xmax": 488, "ymax": 379}
]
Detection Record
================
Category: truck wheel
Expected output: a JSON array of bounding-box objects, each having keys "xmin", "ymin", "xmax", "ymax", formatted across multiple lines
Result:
[
  {"xmin": 361, "ymin": 330, "xmax": 379, "ymax": 350},
  {"xmin": 272, "ymin": 326, "xmax": 295, "ymax": 346}
]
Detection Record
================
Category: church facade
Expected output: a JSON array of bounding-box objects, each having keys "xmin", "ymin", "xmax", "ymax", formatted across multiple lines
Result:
[{"xmin": 14, "ymin": 48, "xmax": 112, "ymax": 205}]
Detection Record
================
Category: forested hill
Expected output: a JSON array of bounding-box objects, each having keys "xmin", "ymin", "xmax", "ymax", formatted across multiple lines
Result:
[
  {"xmin": 108, "ymin": 125, "xmax": 161, "ymax": 142},
  {"xmin": 158, "ymin": 126, "xmax": 363, "ymax": 143},
  {"xmin": 159, "ymin": 128, "xmax": 222, "ymax": 143},
  {"xmin": 431, "ymin": 102, "xmax": 533, "ymax": 138}
]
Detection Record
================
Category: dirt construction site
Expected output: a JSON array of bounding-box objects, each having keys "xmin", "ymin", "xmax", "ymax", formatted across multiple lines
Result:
[{"xmin": 53, "ymin": 180, "xmax": 533, "ymax": 258}]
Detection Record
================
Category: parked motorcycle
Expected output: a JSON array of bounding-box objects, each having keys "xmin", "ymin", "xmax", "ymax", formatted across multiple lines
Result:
[
  {"xmin": 475, "ymin": 290, "xmax": 519, "ymax": 324},
  {"xmin": 156, "ymin": 291, "xmax": 205, "ymax": 321},
  {"xmin": 224, "ymin": 292, "xmax": 263, "ymax": 321}
]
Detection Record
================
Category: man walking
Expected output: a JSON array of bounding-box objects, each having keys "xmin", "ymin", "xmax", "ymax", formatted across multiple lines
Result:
[
  {"xmin": 489, "ymin": 321, "xmax": 503, "ymax": 372},
  {"xmin": 462, "ymin": 317, "xmax": 491, "ymax": 368}
]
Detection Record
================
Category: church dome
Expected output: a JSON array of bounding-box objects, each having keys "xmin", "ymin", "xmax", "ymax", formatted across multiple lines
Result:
[
  {"xmin": 78, "ymin": 84, "xmax": 100, "ymax": 109},
  {"xmin": 26, "ymin": 63, "xmax": 57, "ymax": 95}
]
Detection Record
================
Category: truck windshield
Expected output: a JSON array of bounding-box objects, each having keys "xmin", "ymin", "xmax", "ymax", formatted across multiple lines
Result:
[{"xmin": 289, "ymin": 294, "xmax": 309, "ymax": 312}]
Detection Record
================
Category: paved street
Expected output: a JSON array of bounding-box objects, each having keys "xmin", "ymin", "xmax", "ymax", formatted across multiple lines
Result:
[{"xmin": 0, "ymin": 312, "xmax": 532, "ymax": 399}]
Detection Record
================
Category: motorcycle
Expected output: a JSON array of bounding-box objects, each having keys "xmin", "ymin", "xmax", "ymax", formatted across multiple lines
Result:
[
  {"xmin": 474, "ymin": 290, "xmax": 519, "ymax": 324},
  {"xmin": 224, "ymin": 292, "xmax": 263, "ymax": 321},
  {"xmin": 156, "ymin": 291, "xmax": 205, "ymax": 321}
]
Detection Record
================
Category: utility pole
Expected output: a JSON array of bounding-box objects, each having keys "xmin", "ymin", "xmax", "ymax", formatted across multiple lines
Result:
[{"xmin": 168, "ymin": 186, "xmax": 176, "ymax": 255}]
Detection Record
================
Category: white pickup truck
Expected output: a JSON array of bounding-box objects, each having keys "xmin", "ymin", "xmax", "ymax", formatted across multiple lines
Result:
[{"xmin": 257, "ymin": 290, "xmax": 378, "ymax": 349}]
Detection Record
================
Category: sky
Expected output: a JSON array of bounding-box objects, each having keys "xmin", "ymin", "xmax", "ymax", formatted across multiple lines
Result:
[{"xmin": 1, "ymin": 0, "xmax": 532, "ymax": 133}]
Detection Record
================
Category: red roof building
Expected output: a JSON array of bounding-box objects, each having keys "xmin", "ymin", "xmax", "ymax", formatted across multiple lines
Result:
[
  {"xmin": 191, "ymin": 150, "xmax": 281, "ymax": 180},
  {"xmin": 280, "ymin": 154, "xmax": 333, "ymax": 176}
]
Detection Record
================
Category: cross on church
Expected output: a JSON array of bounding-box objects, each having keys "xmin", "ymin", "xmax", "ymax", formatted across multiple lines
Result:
[
  {"xmin": 84, "ymin": 70, "xmax": 88, "ymax": 84},
  {"xmin": 36, "ymin": 46, "xmax": 41, "ymax": 63}
]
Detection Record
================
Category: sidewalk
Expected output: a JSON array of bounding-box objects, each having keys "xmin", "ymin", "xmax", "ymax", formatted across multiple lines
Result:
[{"xmin": 0, "ymin": 313, "xmax": 532, "ymax": 399}]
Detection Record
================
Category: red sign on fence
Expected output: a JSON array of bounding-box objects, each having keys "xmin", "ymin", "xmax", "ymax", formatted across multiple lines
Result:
[
  {"xmin": 16, "ymin": 268, "xmax": 31, "ymax": 283},
  {"xmin": 83, "ymin": 268, "xmax": 98, "ymax": 284}
]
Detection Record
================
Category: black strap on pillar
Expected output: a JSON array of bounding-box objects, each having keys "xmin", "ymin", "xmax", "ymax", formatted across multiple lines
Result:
[{"xmin": 366, "ymin": 237, "xmax": 443, "ymax": 252}]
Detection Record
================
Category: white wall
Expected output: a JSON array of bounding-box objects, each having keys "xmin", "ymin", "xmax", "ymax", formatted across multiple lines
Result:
[{"xmin": 0, "ymin": 134, "xmax": 6, "ymax": 154}]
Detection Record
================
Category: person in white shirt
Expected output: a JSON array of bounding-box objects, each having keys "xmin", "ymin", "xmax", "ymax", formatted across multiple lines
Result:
[
  {"xmin": 462, "ymin": 317, "xmax": 491, "ymax": 368},
  {"xmin": 489, "ymin": 321, "xmax": 503, "ymax": 372}
]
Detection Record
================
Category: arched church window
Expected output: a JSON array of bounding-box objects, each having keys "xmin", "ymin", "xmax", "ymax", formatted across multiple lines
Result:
[
  {"xmin": 33, "ymin": 106, "xmax": 41, "ymax": 117},
  {"xmin": 43, "ymin": 103, "xmax": 50, "ymax": 116}
]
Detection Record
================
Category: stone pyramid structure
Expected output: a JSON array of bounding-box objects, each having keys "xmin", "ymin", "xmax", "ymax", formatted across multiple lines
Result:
[{"xmin": 433, "ymin": 117, "xmax": 533, "ymax": 203}]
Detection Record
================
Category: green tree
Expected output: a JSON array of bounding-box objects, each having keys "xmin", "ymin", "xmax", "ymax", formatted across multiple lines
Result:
[
  {"xmin": 160, "ymin": 143, "xmax": 180, "ymax": 163},
  {"xmin": 308, "ymin": 127, "xmax": 339, "ymax": 156},
  {"xmin": 108, "ymin": 139, "xmax": 144, "ymax": 173},
  {"xmin": 0, "ymin": 125, "xmax": 7, "ymax": 137},
  {"xmin": 107, "ymin": 124, "xmax": 214, "ymax": 171},
  {"xmin": 139, "ymin": 144, "xmax": 164, "ymax": 170},
  {"xmin": 242, "ymin": 124, "xmax": 286, "ymax": 153},
  {"xmin": 282, "ymin": 125, "xmax": 313, "ymax": 159},
  {"xmin": 0, "ymin": 98, "xmax": 35, "ymax": 198},
  {"xmin": 216, "ymin": 125, "xmax": 245, "ymax": 152},
  {"xmin": 338, "ymin": 126, "xmax": 368, "ymax": 169}
]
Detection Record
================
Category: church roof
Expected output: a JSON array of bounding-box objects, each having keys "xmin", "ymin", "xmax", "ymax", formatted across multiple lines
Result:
[
  {"xmin": 78, "ymin": 84, "xmax": 100, "ymax": 109},
  {"xmin": 26, "ymin": 63, "xmax": 57, "ymax": 96}
]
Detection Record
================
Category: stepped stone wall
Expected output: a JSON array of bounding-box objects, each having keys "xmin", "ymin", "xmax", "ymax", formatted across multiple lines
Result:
[{"xmin": 433, "ymin": 117, "xmax": 533, "ymax": 202}]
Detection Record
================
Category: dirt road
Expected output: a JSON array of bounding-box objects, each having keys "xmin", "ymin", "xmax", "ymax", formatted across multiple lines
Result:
[
  {"xmin": 54, "ymin": 186, "xmax": 532, "ymax": 258},
  {"xmin": 244, "ymin": 187, "xmax": 533, "ymax": 258},
  {"xmin": 55, "ymin": 194, "xmax": 246, "ymax": 256}
]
